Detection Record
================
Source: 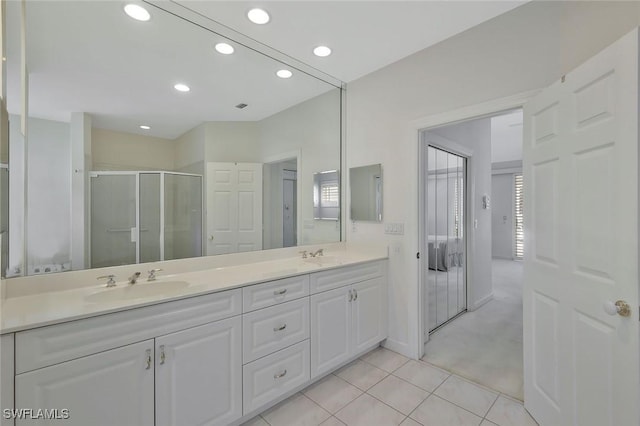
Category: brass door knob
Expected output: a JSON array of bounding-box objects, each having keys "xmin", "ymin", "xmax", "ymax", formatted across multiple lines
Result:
[{"xmin": 603, "ymin": 300, "xmax": 631, "ymax": 317}]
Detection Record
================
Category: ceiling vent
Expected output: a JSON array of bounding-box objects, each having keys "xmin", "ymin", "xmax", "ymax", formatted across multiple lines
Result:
[{"xmin": 235, "ymin": 103, "xmax": 248, "ymax": 109}]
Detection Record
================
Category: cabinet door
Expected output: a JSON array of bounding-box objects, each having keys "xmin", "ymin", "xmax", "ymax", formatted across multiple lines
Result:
[
  {"xmin": 15, "ymin": 340, "xmax": 154, "ymax": 426},
  {"xmin": 155, "ymin": 316, "xmax": 242, "ymax": 426},
  {"xmin": 310, "ymin": 286, "xmax": 351, "ymax": 379},
  {"xmin": 351, "ymin": 277, "xmax": 386, "ymax": 354}
]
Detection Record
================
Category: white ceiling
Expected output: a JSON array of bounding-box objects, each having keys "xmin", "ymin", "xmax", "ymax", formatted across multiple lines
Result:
[
  {"xmin": 177, "ymin": 1, "xmax": 527, "ymax": 82},
  {"xmin": 6, "ymin": 1, "xmax": 527, "ymax": 139}
]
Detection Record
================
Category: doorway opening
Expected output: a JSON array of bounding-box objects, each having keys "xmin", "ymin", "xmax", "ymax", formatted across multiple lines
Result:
[
  {"xmin": 419, "ymin": 108, "xmax": 524, "ymax": 400},
  {"xmin": 263, "ymin": 156, "xmax": 299, "ymax": 250}
]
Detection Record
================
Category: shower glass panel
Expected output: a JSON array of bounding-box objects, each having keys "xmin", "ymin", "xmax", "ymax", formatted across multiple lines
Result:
[
  {"xmin": 139, "ymin": 173, "xmax": 161, "ymax": 264},
  {"xmin": 428, "ymin": 146, "xmax": 466, "ymax": 332},
  {"xmin": 164, "ymin": 173, "xmax": 203, "ymax": 260},
  {"xmin": 90, "ymin": 172, "xmax": 203, "ymax": 268},
  {"xmin": 91, "ymin": 174, "xmax": 137, "ymax": 268}
]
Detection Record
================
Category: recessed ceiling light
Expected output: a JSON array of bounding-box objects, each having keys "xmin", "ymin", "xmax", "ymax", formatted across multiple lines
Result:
[
  {"xmin": 215, "ymin": 43, "xmax": 235, "ymax": 55},
  {"xmin": 174, "ymin": 83, "xmax": 190, "ymax": 92},
  {"xmin": 313, "ymin": 46, "xmax": 332, "ymax": 57},
  {"xmin": 276, "ymin": 69, "xmax": 293, "ymax": 79},
  {"xmin": 139, "ymin": 125, "xmax": 151, "ymax": 130},
  {"xmin": 247, "ymin": 8, "xmax": 270, "ymax": 24},
  {"xmin": 124, "ymin": 4, "xmax": 151, "ymax": 22}
]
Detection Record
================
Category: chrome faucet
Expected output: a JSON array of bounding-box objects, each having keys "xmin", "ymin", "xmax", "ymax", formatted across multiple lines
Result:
[
  {"xmin": 97, "ymin": 274, "xmax": 116, "ymax": 288},
  {"xmin": 309, "ymin": 249, "xmax": 324, "ymax": 258},
  {"xmin": 128, "ymin": 272, "xmax": 141, "ymax": 284},
  {"xmin": 147, "ymin": 268, "xmax": 163, "ymax": 281}
]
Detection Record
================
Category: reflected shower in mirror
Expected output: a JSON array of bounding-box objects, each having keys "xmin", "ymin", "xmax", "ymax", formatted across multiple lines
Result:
[
  {"xmin": 349, "ymin": 164, "xmax": 382, "ymax": 222},
  {"xmin": 3, "ymin": 1, "xmax": 342, "ymax": 277}
]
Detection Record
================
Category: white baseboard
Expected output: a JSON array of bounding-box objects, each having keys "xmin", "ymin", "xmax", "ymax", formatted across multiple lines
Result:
[
  {"xmin": 383, "ymin": 338, "xmax": 413, "ymax": 359},
  {"xmin": 470, "ymin": 292, "xmax": 494, "ymax": 311}
]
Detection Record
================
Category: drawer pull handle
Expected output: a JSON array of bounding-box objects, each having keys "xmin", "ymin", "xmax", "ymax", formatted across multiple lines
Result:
[
  {"xmin": 274, "ymin": 369, "xmax": 287, "ymax": 379},
  {"xmin": 274, "ymin": 324, "xmax": 287, "ymax": 332},
  {"xmin": 145, "ymin": 349, "xmax": 152, "ymax": 370},
  {"xmin": 159, "ymin": 345, "xmax": 166, "ymax": 365},
  {"xmin": 353, "ymin": 290, "xmax": 358, "ymax": 301},
  {"xmin": 348, "ymin": 290, "xmax": 353, "ymax": 302},
  {"xmin": 274, "ymin": 289, "xmax": 288, "ymax": 296}
]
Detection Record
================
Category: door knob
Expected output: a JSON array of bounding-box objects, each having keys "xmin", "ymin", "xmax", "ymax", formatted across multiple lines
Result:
[{"xmin": 603, "ymin": 300, "xmax": 631, "ymax": 317}]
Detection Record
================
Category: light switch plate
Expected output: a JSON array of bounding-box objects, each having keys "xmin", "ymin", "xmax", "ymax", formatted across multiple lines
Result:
[{"xmin": 384, "ymin": 222, "xmax": 405, "ymax": 235}]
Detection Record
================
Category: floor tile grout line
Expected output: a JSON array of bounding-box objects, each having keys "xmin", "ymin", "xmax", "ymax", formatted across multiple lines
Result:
[
  {"xmin": 482, "ymin": 391, "xmax": 501, "ymax": 421},
  {"xmin": 427, "ymin": 392, "xmax": 494, "ymax": 421},
  {"xmin": 363, "ymin": 386, "xmax": 429, "ymax": 419},
  {"xmin": 358, "ymin": 351, "xmax": 411, "ymax": 374}
]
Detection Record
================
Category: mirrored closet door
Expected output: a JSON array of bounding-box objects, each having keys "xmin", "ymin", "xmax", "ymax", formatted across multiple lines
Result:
[{"xmin": 427, "ymin": 146, "xmax": 467, "ymax": 332}]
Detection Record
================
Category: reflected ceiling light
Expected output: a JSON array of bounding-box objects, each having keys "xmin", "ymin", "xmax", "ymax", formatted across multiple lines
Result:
[
  {"xmin": 215, "ymin": 42, "xmax": 235, "ymax": 55},
  {"xmin": 276, "ymin": 69, "xmax": 293, "ymax": 79},
  {"xmin": 174, "ymin": 83, "xmax": 190, "ymax": 92},
  {"xmin": 247, "ymin": 8, "xmax": 270, "ymax": 24},
  {"xmin": 139, "ymin": 125, "xmax": 151, "ymax": 130},
  {"xmin": 124, "ymin": 4, "xmax": 151, "ymax": 21},
  {"xmin": 313, "ymin": 46, "xmax": 332, "ymax": 57}
]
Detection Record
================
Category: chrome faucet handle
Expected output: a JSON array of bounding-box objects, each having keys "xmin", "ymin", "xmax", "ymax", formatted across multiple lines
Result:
[
  {"xmin": 316, "ymin": 249, "xmax": 324, "ymax": 257},
  {"xmin": 128, "ymin": 272, "xmax": 141, "ymax": 285},
  {"xmin": 147, "ymin": 268, "xmax": 163, "ymax": 281},
  {"xmin": 299, "ymin": 250, "xmax": 308, "ymax": 259},
  {"xmin": 97, "ymin": 274, "xmax": 116, "ymax": 288}
]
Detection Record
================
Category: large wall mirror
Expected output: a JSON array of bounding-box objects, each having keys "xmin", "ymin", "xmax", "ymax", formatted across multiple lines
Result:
[{"xmin": 2, "ymin": 1, "xmax": 342, "ymax": 278}]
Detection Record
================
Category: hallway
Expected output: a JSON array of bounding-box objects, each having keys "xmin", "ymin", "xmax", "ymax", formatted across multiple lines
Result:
[{"xmin": 424, "ymin": 260, "xmax": 523, "ymax": 400}]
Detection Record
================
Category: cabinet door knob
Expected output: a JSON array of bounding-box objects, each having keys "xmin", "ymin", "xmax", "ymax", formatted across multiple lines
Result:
[
  {"xmin": 348, "ymin": 290, "xmax": 353, "ymax": 302},
  {"xmin": 353, "ymin": 290, "xmax": 358, "ymax": 301},
  {"xmin": 274, "ymin": 369, "xmax": 287, "ymax": 379},
  {"xmin": 159, "ymin": 345, "xmax": 166, "ymax": 364},
  {"xmin": 145, "ymin": 349, "xmax": 152, "ymax": 370}
]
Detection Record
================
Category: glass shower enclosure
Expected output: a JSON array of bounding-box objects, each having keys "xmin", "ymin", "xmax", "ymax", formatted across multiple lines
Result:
[
  {"xmin": 427, "ymin": 146, "xmax": 466, "ymax": 332},
  {"xmin": 90, "ymin": 171, "xmax": 203, "ymax": 268}
]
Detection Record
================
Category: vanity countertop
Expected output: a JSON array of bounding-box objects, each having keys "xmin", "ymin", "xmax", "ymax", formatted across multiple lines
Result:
[{"xmin": 0, "ymin": 246, "xmax": 387, "ymax": 334}]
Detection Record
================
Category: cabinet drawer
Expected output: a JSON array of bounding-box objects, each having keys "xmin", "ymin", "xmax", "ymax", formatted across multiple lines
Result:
[
  {"xmin": 243, "ymin": 275, "xmax": 309, "ymax": 312},
  {"xmin": 243, "ymin": 340, "xmax": 310, "ymax": 414},
  {"xmin": 243, "ymin": 298, "xmax": 309, "ymax": 364},
  {"xmin": 310, "ymin": 261, "xmax": 385, "ymax": 294},
  {"xmin": 16, "ymin": 289, "xmax": 241, "ymax": 373}
]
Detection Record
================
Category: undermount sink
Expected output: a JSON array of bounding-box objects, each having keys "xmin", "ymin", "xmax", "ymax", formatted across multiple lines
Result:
[{"xmin": 85, "ymin": 280, "xmax": 190, "ymax": 303}]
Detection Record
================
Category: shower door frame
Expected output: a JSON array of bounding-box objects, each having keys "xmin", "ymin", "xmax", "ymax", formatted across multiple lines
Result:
[
  {"xmin": 89, "ymin": 171, "xmax": 203, "ymax": 267},
  {"xmin": 418, "ymin": 131, "xmax": 474, "ymax": 343}
]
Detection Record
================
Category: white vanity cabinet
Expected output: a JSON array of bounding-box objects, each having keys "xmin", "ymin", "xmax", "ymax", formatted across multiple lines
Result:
[
  {"xmin": 155, "ymin": 317, "xmax": 242, "ymax": 426},
  {"xmin": 310, "ymin": 266, "xmax": 387, "ymax": 379},
  {"xmin": 13, "ymin": 289, "xmax": 243, "ymax": 426},
  {"xmin": 15, "ymin": 340, "xmax": 155, "ymax": 426},
  {"xmin": 3, "ymin": 258, "xmax": 388, "ymax": 426}
]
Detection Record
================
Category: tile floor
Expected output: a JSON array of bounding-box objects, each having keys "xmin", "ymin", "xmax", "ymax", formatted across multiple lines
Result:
[
  {"xmin": 242, "ymin": 346, "xmax": 537, "ymax": 426},
  {"xmin": 424, "ymin": 260, "xmax": 524, "ymax": 400}
]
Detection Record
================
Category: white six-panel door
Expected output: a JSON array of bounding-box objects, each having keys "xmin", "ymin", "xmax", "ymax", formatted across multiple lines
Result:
[
  {"xmin": 523, "ymin": 29, "xmax": 639, "ymax": 425},
  {"xmin": 206, "ymin": 162, "xmax": 263, "ymax": 255}
]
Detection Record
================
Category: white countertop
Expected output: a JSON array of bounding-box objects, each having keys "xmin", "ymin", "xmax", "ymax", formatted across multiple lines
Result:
[{"xmin": 0, "ymin": 246, "xmax": 387, "ymax": 334}]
